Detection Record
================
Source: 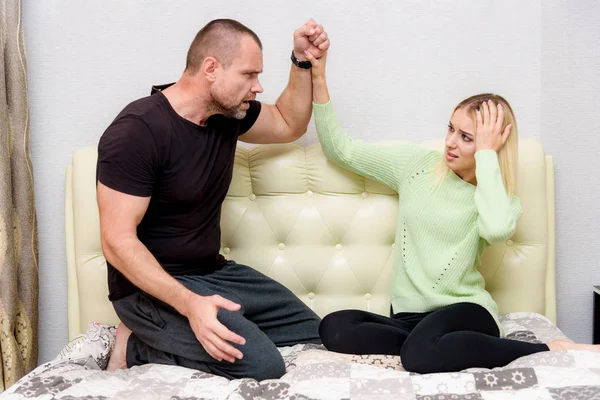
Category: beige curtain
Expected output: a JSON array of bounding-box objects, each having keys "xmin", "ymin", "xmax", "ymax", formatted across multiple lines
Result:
[{"xmin": 0, "ymin": 0, "xmax": 39, "ymax": 392}]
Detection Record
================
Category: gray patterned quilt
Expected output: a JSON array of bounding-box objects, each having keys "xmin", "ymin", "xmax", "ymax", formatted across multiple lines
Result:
[{"xmin": 3, "ymin": 312, "xmax": 600, "ymax": 399}]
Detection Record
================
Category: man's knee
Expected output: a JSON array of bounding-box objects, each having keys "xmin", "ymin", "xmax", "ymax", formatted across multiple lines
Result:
[
  {"xmin": 224, "ymin": 343, "xmax": 286, "ymax": 381},
  {"xmin": 246, "ymin": 349, "xmax": 286, "ymax": 381},
  {"xmin": 214, "ymin": 310, "xmax": 286, "ymax": 380}
]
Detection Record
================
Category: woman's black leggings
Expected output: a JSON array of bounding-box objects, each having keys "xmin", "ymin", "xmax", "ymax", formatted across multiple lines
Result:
[{"xmin": 318, "ymin": 302, "xmax": 549, "ymax": 374}]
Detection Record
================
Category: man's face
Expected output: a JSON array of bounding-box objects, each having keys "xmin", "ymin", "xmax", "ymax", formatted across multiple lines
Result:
[{"xmin": 211, "ymin": 35, "xmax": 264, "ymax": 119}]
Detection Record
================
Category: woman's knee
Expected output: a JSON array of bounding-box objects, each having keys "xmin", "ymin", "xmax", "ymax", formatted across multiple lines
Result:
[
  {"xmin": 400, "ymin": 336, "xmax": 437, "ymax": 374},
  {"xmin": 318, "ymin": 310, "xmax": 356, "ymax": 351}
]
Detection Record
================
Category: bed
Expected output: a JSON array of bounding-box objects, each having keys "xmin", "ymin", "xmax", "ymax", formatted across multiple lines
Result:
[{"xmin": 4, "ymin": 139, "xmax": 600, "ymax": 399}]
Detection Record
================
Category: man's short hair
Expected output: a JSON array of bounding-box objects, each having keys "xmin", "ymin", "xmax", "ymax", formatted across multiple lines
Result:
[{"xmin": 185, "ymin": 19, "xmax": 262, "ymax": 73}]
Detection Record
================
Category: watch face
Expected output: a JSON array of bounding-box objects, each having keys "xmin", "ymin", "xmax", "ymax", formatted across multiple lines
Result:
[{"xmin": 291, "ymin": 51, "xmax": 312, "ymax": 69}]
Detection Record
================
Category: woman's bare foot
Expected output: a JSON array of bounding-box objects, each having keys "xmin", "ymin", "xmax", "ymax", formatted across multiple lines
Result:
[
  {"xmin": 106, "ymin": 322, "xmax": 132, "ymax": 371},
  {"xmin": 547, "ymin": 339, "xmax": 600, "ymax": 352}
]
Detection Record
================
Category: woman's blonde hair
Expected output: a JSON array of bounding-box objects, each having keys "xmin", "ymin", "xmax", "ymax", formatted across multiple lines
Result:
[{"xmin": 434, "ymin": 93, "xmax": 519, "ymax": 197}]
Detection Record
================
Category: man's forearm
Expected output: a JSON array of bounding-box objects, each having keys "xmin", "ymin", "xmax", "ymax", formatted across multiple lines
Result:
[
  {"xmin": 103, "ymin": 237, "xmax": 192, "ymax": 316},
  {"xmin": 274, "ymin": 60, "xmax": 313, "ymax": 137}
]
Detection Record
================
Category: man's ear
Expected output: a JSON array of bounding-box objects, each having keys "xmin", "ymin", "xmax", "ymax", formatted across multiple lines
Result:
[{"xmin": 202, "ymin": 57, "xmax": 219, "ymax": 82}]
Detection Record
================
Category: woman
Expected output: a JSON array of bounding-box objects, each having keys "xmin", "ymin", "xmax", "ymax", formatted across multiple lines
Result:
[{"xmin": 302, "ymin": 49, "xmax": 600, "ymax": 374}]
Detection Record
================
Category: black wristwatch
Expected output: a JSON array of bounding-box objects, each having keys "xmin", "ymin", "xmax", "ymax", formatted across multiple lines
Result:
[{"xmin": 291, "ymin": 50, "xmax": 312, "ymax": 69}]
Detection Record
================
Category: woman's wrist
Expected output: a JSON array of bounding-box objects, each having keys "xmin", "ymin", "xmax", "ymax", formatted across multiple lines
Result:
[
  {"xmin": 475, "ymin": 141, "xmax": 499, "ymax": 152},
  {"xmin": 476, "ymin": 146, "xmax": 497, "ymax": 152},
  {"xmin": 312, "ymin": 75, "xmax": 326, "ymax": 85},
  {"xmin": 312, "ymin": 76, "xmax": 330, "ymax": 104}
]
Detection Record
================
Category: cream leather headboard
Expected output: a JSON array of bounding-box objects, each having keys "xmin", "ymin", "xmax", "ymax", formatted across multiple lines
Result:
[{"xmin": 65, "ymin": 139, "xmax": 556, "ymax": 340}]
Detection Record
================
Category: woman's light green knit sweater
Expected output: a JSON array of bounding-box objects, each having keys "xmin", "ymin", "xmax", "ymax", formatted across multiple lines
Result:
[{"xmin": 313, "ymin": 101, "xmax": 522, "ymax": 336}]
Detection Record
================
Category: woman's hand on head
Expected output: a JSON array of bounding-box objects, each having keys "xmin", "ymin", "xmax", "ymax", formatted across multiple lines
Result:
[{"xmin": 475, "ymin": 100, "xmax": 512, "ymax": 152}]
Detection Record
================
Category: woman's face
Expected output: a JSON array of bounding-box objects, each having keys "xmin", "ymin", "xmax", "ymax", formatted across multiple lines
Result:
[{"xmin": 445, "ymin": 107, "xmax": 477, "ymax": 183}]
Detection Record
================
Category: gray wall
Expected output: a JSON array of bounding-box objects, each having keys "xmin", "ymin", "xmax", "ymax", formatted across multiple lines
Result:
[
  {"xmin": 541, "ymin": 1, "xmax": 600, "ymax": 347},
  {"xmin": 22, "ymin": 1, "xmax": 598, "ymax": 363}
]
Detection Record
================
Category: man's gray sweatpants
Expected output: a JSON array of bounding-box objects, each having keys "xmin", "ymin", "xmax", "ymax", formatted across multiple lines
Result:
[{"xmin": 112, "ymin": 261, "xmax": 321, "ymax": 381}]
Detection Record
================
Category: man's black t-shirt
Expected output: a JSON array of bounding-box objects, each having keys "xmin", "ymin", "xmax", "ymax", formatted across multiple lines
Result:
[{"xmin": 97, "ymin": 85, "xmax": 261, "ymax": 301}]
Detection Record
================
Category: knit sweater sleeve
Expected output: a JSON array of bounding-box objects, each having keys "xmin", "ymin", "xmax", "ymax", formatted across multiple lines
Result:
[
  {"xmin": 474, "ymin": 150, "xmax": 522, "ymax": 244},
  {"xmin": 313, "ymin": 101, "xmax": 427, "ymax": 191}
]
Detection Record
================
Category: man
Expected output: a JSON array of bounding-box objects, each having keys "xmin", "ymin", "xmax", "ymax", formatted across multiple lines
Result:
[{"xmin": 96, "ymin": 18, "xmax": 330, "ymax": 380}]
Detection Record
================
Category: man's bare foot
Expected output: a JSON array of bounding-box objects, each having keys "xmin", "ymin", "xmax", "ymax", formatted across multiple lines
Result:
[
  {"xmin": 106, "ymin": 322, "xmax": 132, "ymax": 371},
  {"xmin": 547, "ymin": 339, "xmax": 600, "ymax": 352}
]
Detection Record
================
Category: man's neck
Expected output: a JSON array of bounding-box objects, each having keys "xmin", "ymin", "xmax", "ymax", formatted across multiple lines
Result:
[{"xmin": 161, "ymin": 76, "xmax": 213, "ymax": 126}]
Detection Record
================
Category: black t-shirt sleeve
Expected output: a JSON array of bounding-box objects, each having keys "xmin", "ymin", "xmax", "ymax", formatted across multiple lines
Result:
[
  {"xmin": 97, "ymin": 116, "xmax": 159, "ymax": 197},
  {"xmin": 238, "ymin": 100, "xmax": 262, "ymax": 135}
]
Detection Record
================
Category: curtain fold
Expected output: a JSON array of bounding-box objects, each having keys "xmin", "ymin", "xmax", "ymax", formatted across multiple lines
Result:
[{"xmin": 0, "ymin": 0, "xmax": 39, "ymax": 391}]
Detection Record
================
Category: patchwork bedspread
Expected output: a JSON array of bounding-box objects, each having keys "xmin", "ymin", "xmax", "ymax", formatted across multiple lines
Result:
[{"xmin": 3, "ymin": 312, "xmax": 600, "ymax": 400}]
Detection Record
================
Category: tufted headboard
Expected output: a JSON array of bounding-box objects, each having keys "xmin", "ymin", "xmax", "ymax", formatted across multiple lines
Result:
[{"xmin": 65, "ymin": 139, "xmax": 555, "ymax": 340}]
